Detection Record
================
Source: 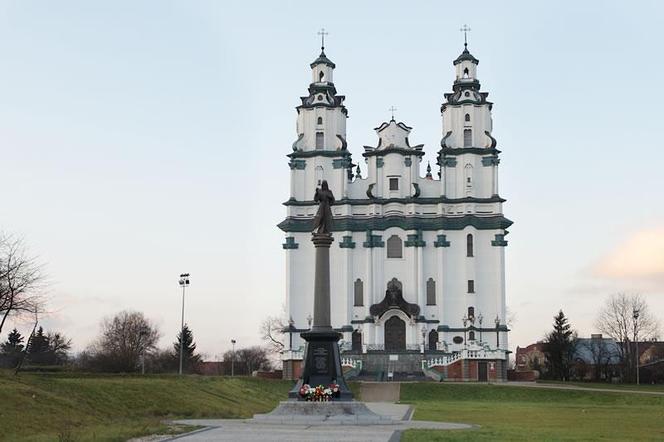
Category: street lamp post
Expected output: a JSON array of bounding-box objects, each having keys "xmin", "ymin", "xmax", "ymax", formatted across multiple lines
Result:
[
  {"xmin": 495, "ymin": 315, "xmax": 500, "ymax": 349},
  {"xmin": 478, "ymin": 313, "xmax": 484, "ymax": 344},
  {"xmin": 633, "ymin": 308, "xmax": 640, "ymax": 385},
  {"xmin": 231, "ymin": 339, "xmax": 236, "ymax": 377},
  {"xmin": 462, "ymin": 315, "xmax": 468, "ymax": 349},
  {"xmin": 178, "ymin": 273, "xmax": 190, "ymax": 376}
]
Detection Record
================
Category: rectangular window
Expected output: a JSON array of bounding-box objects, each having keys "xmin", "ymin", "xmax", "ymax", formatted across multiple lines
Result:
[
  {"xmin": 463, "ymin": 129, "xmax": 472, "ymax": 147},
  {"xmin": 467, "ymin": 280, "xmax": 475, "ymax": 293},
  {"xmin": 315, "ymin": 132, "xmax": 324, "ymax": 150},
  {"xmin": 426, "ymin": 279, "xmax": 436, "ymax": 305},
  {"xmin": 389, "ymin": 177, "xmax": 399, "ymax": 191}
]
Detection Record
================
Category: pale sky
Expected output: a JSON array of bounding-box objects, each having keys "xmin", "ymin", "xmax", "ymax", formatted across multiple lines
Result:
[{"xmin": 1, "ymin": 1, "xmax": 663, "ymax": 359}]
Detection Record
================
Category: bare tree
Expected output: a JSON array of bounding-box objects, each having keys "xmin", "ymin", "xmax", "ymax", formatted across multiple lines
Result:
[
  {"xmin": 0, "ymin": 234, "xmax": 45, "ymax": 335},
  {"xmin": 595, "ymin": 293, "xmax": 660, "ymax": 382},
  {"xmin": 223, "ymin": 345, "xmax": 271, "ymax": 374},
  {"xmin": 260, "ymin": 315, "xmax": 286, "ymax": 354},
  {"xmin": 85, "ymin": 311, "xmax": 160, "ymax": 372}
]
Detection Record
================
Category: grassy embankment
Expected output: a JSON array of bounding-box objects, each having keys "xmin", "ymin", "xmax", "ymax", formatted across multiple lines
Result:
[
  {"xmin": 1, "ymin": 371, "xmax": 292, "ymax": 441},
  {"xmin": 4, "ymin": 372, "xmax": 664, "ymax": 441},
  {"xmin": 400, "ymin": 383, "xmax": 664, "ymax": 441}
]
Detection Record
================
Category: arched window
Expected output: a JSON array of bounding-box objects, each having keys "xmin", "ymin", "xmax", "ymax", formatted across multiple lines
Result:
[
  {"xmin": 354, "ymin": 279, "xmax": 363, "ymax": 306},
  {"xmin": 386, "ymin": 235, "xmax": 403, "ymax": 258},
  {"xmin": 469, "ymin": 331, "xmax": 476, "ymax": 341},
  {"xmin": 466, "ymin": 234, "xmax": 474, "ymax": 257},
  {"xmin": 463, "ymin": 67, "xmax": 469, "ymax": 78},
  {"xmin": 465, "ymin": 113, "xmax": 470, "ymax": 122},
  {"xmin": 463, "ymin": 129, "xmax": 472, "ymax": 147},
  {"xmin": 426, "ymin": 278, "xmax": 436, "ymax": 305},
  {"xmin": 351, "ymin": 329, "xmax": 362, "ymax": 352},
  {"xmin": 319, "ymin": 71, "xmax": 324, "ymax": 81},
  {"xmin": 468, "ymin": 306, "xmax": 475, "ymax": 319},
  {"xmin": 428, "ymin": 329, "xmax": 439, "ymax": 351},
  {"xmin": 315, "ymin": 132, "xmax": 324, "ymax": 150},
  {"xmin": 317, "ymin": 116, "xmax": 323, "ymax": 125}
]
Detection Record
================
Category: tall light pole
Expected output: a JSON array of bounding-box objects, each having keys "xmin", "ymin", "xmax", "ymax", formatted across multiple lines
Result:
[
  {"xmin": 231, "ymin": 339, "xmax": 236, "ymax": 376},
  {"xmin": 633, "ymin": 308, "xmax": 640, "ymax": 385},
  {"xmin": 178, "ymin": 273, "xmax": 190, "ymax": 375}
]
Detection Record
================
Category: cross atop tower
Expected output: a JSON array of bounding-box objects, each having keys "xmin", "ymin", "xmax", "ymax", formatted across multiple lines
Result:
[
  {"xmin": 389, "ymin": 105, "xmax": 397, "ymax": 121},
  {"xmin": 318, "ymin": 28, "xmax": 329, "ymax": 50},
  {"xmin": 460, "ymin": 24, "xmax": 471, "ymax": 48}
]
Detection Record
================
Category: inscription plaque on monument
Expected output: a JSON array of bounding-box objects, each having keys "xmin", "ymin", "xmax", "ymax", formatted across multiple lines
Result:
[{"xmin": 312, "ymin": 346, "xmax": 330, "ymax": 375}]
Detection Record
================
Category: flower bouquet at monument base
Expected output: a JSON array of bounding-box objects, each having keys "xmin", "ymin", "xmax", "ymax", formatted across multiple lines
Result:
[{"xmin": 298, "ymin": 383, "xmax": 341, "ymax": 401}]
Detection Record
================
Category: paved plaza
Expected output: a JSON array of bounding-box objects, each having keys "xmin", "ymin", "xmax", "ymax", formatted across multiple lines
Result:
[{"xmin": 167, "ymin": 403, "xmax": 474, "ymax": 441}]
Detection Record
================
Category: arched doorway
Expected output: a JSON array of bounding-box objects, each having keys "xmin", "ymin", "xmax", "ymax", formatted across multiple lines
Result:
[
  {"xmin": 384, "ymin": 316, "xmax": 406, "ymax": 351},
  {"xmin": 428, "ymin": 329, "xmax": 439, "ymax": 351},
  {"xmin": 351, "ymin": 330, "xmax": 362, "ymax": 352}
]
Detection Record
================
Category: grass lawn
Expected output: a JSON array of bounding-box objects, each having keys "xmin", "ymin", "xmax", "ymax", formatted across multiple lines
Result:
[
  {"xmin": 0, "ymin": 371, "xmax": 292, "ymax": 441},
  {"xmin": 535, "ymin": 380, "xmax": 664, "ymax": 393},
  {"xmin": 400, "ymin": 383, "xmax": 664, "ymax": 441}
]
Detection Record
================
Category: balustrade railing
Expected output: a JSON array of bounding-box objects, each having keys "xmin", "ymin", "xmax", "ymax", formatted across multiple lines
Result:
[{"xmin": 425, "ymin": 349, "xmax": 507, "ymax": 368}]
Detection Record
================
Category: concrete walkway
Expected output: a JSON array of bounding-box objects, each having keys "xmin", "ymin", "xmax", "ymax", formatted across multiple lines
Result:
[
  {"xmin": 168, "ymin": 402, "xmax": 474, "ymax": 441},
  {"xmin": 501, "ymin": 381, "xmax": 664, "ymax": 396},
  {"xmin": 360, "ymin": 382, "xmax": 401, "ymax": 403}
]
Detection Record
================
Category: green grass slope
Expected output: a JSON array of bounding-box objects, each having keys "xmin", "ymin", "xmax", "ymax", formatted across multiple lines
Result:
[
  {"xmin": 1, "ymin": 372, "xmax": 292, "ymax": 441},
  {"xmin": 400, "ymin": 383, "xmax": 664, "ymax": 441}
]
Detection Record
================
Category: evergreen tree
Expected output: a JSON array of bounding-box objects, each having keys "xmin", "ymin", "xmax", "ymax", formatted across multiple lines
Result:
[
  {"xmin": 27, "ymin": 326, "xmax": 50, "ymax": 364},
  {"xmin": 0, "ymin": 328, "xmax": 25, "ymax": 368},
  {"xmin": 1, "ymin": 328, "xmax": 24, "ymax": 353},
  {"xmin": 173, "ymin": 324, "xmax": 201, "ymax": 373},
  {"xmin": 544, "ymin": 310, "xmax": 577, "ymax": 381}
]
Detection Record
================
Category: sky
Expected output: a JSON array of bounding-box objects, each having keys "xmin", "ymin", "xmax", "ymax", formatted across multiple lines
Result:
[{"xmin": 1, "ymin": 1, "xmax": 663, "ymax": 359}]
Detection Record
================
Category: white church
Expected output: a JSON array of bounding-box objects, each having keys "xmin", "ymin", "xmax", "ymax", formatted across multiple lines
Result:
[{"xmin": 280, "ymin": 39, "xmax": 512, "ymax": 382}]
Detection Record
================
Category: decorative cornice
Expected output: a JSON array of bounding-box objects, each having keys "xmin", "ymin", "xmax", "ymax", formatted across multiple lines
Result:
[
  {"xmin": 491, "ymin": 233, "xmax": 508, "ymax": 247},
  {"xmin": 288, "ymin": 159, "xmax": 306, "ymax": 170},
  {"xmin": 339, "ymin": 235, "xmax": 356, "ymax": 249},
  {"xmin": 282, "ymin": 237, "xmax": 299, "ymax": 249},
  {"xmin": 405, "ymin": 230, "xmax": 426, "ymax": 247},
  {"xmin": 283, "ymin": 195, "xmax": 505, "ymax": 207},
  {"xmin": 434, "ymin": 234, "xmax": 451, "ymax": 247},
  {"xmin": 363, "ymin": 147, "xmax": 425, "ymax": 158},
  {"xmin": 332, "ymin": 157, "xmax": 352, "ymax": 169},
  {"xmin": 362, "ymin": 231, "xmax": 384, "ymax": 248},
  {"xmin": 278, "ymin": 214, "xmax": 513, "ymax": 233},
  {"xmin": 288, "ymin": 150, "xmax": 352, "ymax": 159},
  {"xmin": 440, "ymin": 157, "xmax": 457, "ymax": 167},
  {"xmin": 439, "ymin": 147, "xmax": 501, "ymax": 156},
  {"xmin": 481, "ymin": 155, "xmax": 500, "ymax": 167}
]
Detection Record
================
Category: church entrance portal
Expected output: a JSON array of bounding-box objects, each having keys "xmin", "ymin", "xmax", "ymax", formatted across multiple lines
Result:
[
  {"xmin": 384, "ymin": 316, "xmax": 406, "ymax": 352},
  {"xmin": 428, "ymin": 329, "xmax": 439, "ymax": 351}
]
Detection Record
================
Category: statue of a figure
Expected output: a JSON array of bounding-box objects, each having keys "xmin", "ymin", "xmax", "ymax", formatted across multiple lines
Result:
[{"xmin": 312, "ymin": 180, "xmax": 335, "ymax": 234}]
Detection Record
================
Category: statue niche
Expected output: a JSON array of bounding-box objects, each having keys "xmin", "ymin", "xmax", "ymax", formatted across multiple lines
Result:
[{"xmin": 369, "ymin": 278, "xmax": 420, "ymax": 319}]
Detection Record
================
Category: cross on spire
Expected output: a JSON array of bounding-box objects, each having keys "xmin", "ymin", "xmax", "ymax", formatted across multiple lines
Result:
[
  {"xmin": 460, "ymin": 24, "xmax": 471, "ymax": 48},
  {"xmin": 388, "ymin": 106, "xmax": 397, "ymax": 121},
  {"xmin": 317, "ymin": 28, "xmax": 329, "ymax": 50}
]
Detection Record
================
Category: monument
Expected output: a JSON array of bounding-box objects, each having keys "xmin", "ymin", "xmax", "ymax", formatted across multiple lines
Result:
[{"xmin": 288, "ymin": 180, "xmax": 353, "ymax": 401}]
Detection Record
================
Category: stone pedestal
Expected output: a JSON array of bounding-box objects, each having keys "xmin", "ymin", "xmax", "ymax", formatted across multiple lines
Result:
[
  {"xmin": 254, "ymin": 401, "xmax": 394, "ymax": 425},
  {"xmin": 288, "ymin": 233, "xmax": 353, "ymax": 401}
]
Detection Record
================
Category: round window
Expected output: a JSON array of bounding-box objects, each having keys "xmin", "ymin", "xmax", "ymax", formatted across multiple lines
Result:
[
  {"xmin": 464, "ymin": 91, "xmax": 470, "ymax": 97},
  {"xmin": 317, "ymin": 94, "xmax": 323, "ymax": 101},
  {"xmin": 453, "ymin": 336, "xmax": 463, "ymax": 344}
]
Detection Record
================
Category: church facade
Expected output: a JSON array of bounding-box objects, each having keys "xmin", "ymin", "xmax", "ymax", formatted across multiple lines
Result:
[{"xmin": 279, "ymin": 42, "xmax": 512, "ymax": 382}]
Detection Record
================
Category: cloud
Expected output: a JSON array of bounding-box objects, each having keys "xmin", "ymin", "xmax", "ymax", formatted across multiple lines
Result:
[{"xmin": 594, "ymin": 226, "xmax": 664, "ymax": 282}]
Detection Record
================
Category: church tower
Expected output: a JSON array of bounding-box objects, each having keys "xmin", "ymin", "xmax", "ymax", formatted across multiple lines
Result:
[{"xmin": 280, "ymin": 35, "xmax": 512, "ymax": 382}]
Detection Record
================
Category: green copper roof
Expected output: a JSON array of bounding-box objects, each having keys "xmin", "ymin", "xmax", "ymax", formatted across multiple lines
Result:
[
  {"xmin": 310, "ymin": 50, "xmax": 336, "ymax": 69},
  {"xmin": 453, "ymin": 47, "xmax": 479, "ymax": 65}
]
